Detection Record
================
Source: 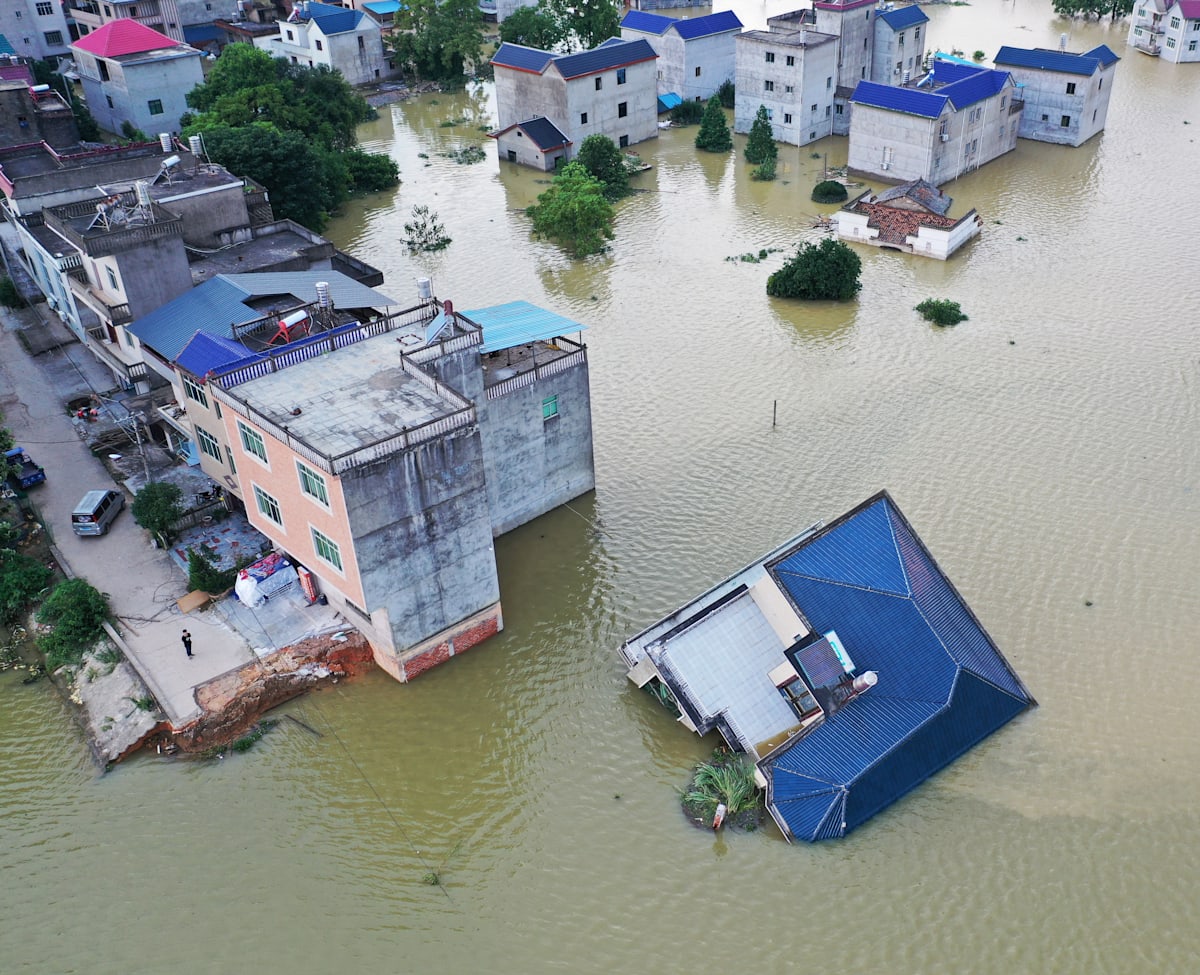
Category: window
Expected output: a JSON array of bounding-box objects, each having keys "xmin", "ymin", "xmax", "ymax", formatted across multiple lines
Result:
[
  {"xmin": 619, "ymin": 134, "xmax": 629, "ymax": 148},
  {"xmin": 618, "ymin": 101, "xmax": 627, "ymax": 118},
  {"xmin": 764, "ymin": 80, "xmax": 774, "ymax": 92},
  {"xmin": 898, "ymin": 31, "xmax": 905, "ymax": 46},
  {"xmin": 810, "ymin": 103, "xmax": 817, "ymax": 113},
  {"xmin": 1041, "ymin": 113, "xmax": 1049, "ymax": 121},
  {"xmin": 1098, "ymin": 78, "xmax": 1103, "ymax": 89},
  {"xmin": 765, "ymin": 51, "xmax": 775, "ymax": 63},
  {"xmin": 542, "ymin": 394, "xmax": 558, "ymax": 420},
  {"xmin": 915, "ymin": 26, "xmax": 921, "ymax": 41},
  {"xmin": 595, "ymin": 76, "xmax": 602, "ymax": 90},
  {"xmin": 765, "ymin": 108, "xmax": 773, "ymax": 120},
  {"xmin": 783, "ymin": 113, "xmax": 792, "ymax": 124},
  {"xmin": 36, "ymin": 1, "xmax": 54, "ymax": 14},
  {"xmin": 617, "ymin": 68, "xmax": 626, "ymax": 84},
  {"xmin": 99, "ymin": 61, "xmax": 110, "ymax": 81},
  {"xmin": 182, "ymin": 374, "xmax": 208, "ymax": 408},
  {"xmin": 105, "ymin": 94, "xmax": 113, "ymax": 107},
  {"xmin": 297, "ymin": 461, "xmax": 329, "ymax": 505},
  {"xmin": 1170, "ymin": 15, "xmax": 1180, "ymax": 27},
  {"xmin": 358, "ymin": 35, "xmax": 365, "ymax": 51},
  {"xmin": 44, "ymin": 30, "xmax": 63, "ymax": 46},
  {"xmin": 311, "ymin": 527, "xmax": 342, "ymax": 571},
  {"xmin": 1166, "ymin": 36, "xmax": 1176, "ymax": 47},
  {"xmin": 825, "ymin": 105, "xmax": 831, "ymax": 117},
  {"xmin": 695, "ymin": 66, "xmax": 701, "ymax": 76},
  {"xmin": 237, "ymin": 420, "xmax": 268, "ymax": 464},
  {"xmin": 786, "ymin": 55, "xmax": 795, "ymax": 66},
  {"xmin": 315, "ymin": 39, "xmax": 323, "ymax": 51},
  {"xmin": 196, "ymin": 427, "xmax": 222, "ymax": 461},
  {"xmin": 836, "ymin": 103, "xmax": 843, "ymax": 115},
  {"xmin": 286, "ymin": 29, "xmax": 294, "ymax": 40},
  {"xmin": 1191, "ymin": 39, "xmax": 1198, "ymax": 51},
  {"xmin": 1001, "ymin": 96, "xmax": 1006, "ymax": 108},
  {"xmin": 224, "ymin": 445, "xmax": 237, "ymax": 475},
  {"xmin": 147, "ymin": 98, "xmax": 164, "ymax": 115},
  {"xmin": 1066, "ymin": 82, "xmax": 1076, "ymax": 94},
  {"xmin": 214, "ymin": 400, "xmax": 222, "ymax": 420},
  {"xmin": 826, "ymin": 76, "xmax": 831, "ymax": 89},
  {"xmin": 1061, "ymin": 115, "xmax": 1071, "ymax": 127},
  {"xmin": 896, "ymin": 60, "xmax": 903, "ymax": 72},
  {"xmin": 105, "ymin": 266, "xmax": 119, "ymax": 292},
  {"xmin": 785, "ymin": 84, "xmax": 794, "ymax": 93},
  {"xmin": 580, "ymin": 111, "xmax": 588, "ymax": 124},
  {"xmin": 253, "ymin": 485, "xmax": 283, "ymax": 526}
]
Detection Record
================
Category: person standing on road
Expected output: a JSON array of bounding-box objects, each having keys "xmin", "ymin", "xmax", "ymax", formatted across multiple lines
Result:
[{"xmin": 181, "ymin": 630, "xmax": 193, "ymax": 658}]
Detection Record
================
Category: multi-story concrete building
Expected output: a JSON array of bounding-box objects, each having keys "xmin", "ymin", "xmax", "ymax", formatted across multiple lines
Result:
[
  {"xmin": 1128, "ymin": 0, "xmax": 1200, "ymax": 62},
  {"xmin": 0, "ymin": 0, "xmax": 73, "ymax": 61},
  {"xmin": 72, "ymin": 20, "xmax": 203, "ymax": 135},
  {"xmin": 65, "ymin": 0, "xmax": 187, "ymax": 43},
  {"xmin": 492, "ymin": 38, "xmax": 659, "ymax": 164},
  {"xmin": 993, "ymin": 45, "xmax": 1119, "ymax": 146},
  {"xmin": 254, "ymin": 1, "xmax": 392, "ymax": 85},
  {"xmin": 0, "ymin": 76, "xmax": 78, "ymax": 149},
  {"xmin": 733, "ymin": 24, "xmax": 838, "ymax": 146},
  {"xmin": 619, "ymin": 10, "xmax": 743, "ymax": 104},
  {"xmin": 871, "ymin": 2, "xmax": 928, "ymax": 86},
  {"xmin": 848, "ymin": 58, "xmax": 1021, "ymax": 183},
  {"xmin": 132, "ymin": 286, "xmax": 595, "ymax": 682}
]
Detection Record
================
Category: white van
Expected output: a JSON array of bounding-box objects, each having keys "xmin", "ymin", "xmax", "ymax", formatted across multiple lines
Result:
[{"xmin": 71, "ymin": 489, "xmax": 125, "ymax": 536}]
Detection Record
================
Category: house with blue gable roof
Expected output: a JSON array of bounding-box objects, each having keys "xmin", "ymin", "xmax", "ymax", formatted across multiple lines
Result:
[
  {"xmin": 491, "ymin": 39, "xmax": 659, "ymax": 167},
  {"xmin": 872, "ymin": 2, "xmax": 929, "ymax": 88},
  {"xmin": 620, "ymin": 491, "xmax": 1035, "ymax": 841},
  {"xmin": 848, "ymin": 57, "xmax": 1021, "ymax": 183},
  {"xmin": 620, "ymin": 10, "xmax": 743, "ymax": 103},
  {"xmin": 994, "ymin": 45, "xmax": 1119, "ymax": 146},
  {"xmin": 254, "ymin": 1, "xmax": 392, "ymax": 86}
]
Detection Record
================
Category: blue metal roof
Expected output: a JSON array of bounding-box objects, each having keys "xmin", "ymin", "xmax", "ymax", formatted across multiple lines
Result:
[
  {"xmin": 994, "ymin": 45, "xmax": 1104, "ymax": 76},
  {"xmin": 492, "ymin": 42, "xmax": 555, "ymax": 73},
  {"xmin": 941, "ymin": 67, "xmax": 1010, "ymax": 110},
  {"xmin": 877, "ymin": 4, "xmax": 929, "ymax": 30},
  {"xmin": 673, "ymin": 10, "xmax": 743, "ymax": 39},
  {"xmin": 621, "ymin": 10, "xmax": 674, "ymax": 35},
  {"xmin": 554, "ymin": 38, "xmax": 657, "ymax": 80},
  {"xmin": 762, "ymin": 493, "xmax": 1035, "ymax": 841},
  {"xmin": 657, "ymin": 92, "xmax": 682, "ymax": 113},
  {"xmin": 175, "ymin": 330, "xmax": 250, "ymax": 376},
  {"xmin": 363, "ymin": 0, "xmax": 405, "ymax": 12},
  {"xmin": 0, "ymin": 34, "xmax": 15, "ymax": 57},
  {"xmin": 461, "ymin": 300, "xmax": 587, "ymax": 353},
  {"xmin": 183, "ymin": 23, "xmax": 221, "ymax": 44},
  {"xmin": 851, "ymin": 80, "xmax": 947, "ymax": 119},
  {"xmin": 509, "ymin": 115, "xmax": 570, "ymax": 151},
  {"xmin": 1084, "ymin": 44, "xmax": 1120, "ymax": 66},
  {"xmin": 304, "ymin": 1, "xmax": 363, "ymax": 34}
]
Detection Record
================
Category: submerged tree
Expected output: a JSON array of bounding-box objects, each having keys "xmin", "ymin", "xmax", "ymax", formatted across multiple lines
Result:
[
  {"xmin": 1051, "ymin": 0, "xmax": 1132, "ymax": 18},
  {"xmin": 526, "ymin": 162, "xmax": 615, "ymax": 257},
  {"xmin": 695, "ymin": 96, "xmax": 732, "ymax": 153},
  {"xmin": 744, "ymin": 105, "xmax": 778, "ymax": 166},
  {"xmin": 546, "ymin": 0, "xmax": 620, "ymax": 51},
  {"xmin": 576, "ymin": 134, "xmax": 629, "ymax": 199},
  {"xmin": 915, "ymin": 298, "xmax": 969, "ymax": 327},
  {"xmin": 767, "ymin": 238, "xmax": 862, "ymax": 301},
  {"xmin": 404, "ymin": 205, "xmax": 452, "ymax": 252},
  {"xmin": 499, "ymin": 2, "xmax": 567, "ymax": 50},
  {"xmin": 389, "ymin": 0, "xmax": 485, "ymax": 81}
]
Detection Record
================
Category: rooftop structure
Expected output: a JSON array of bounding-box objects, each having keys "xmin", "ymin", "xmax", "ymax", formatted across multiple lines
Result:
[
  {"xmin": 837, "ymin": 178, "xmax": 983, "ymax": 259},
  {"xmin": 621, "ymin": 491, "xmax": 1036, "ymax": 841}
]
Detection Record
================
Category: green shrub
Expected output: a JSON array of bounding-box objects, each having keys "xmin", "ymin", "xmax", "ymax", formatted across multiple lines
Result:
[
  {"xmin": 131, "ymin": 482, "xmax": 182, "ymax": 545},
  {"xmin": 716, "ymin": 79, "xmax": 735, "ymax": 109},
  {"xmin": 344, "ymin": 147, "xmax": 400, "ymax": 192},
  {"xmin": 0, "ymin": 548, "xmax": 52, "ymax": 624},
  {"xmin": 812, "ymin": 179, "xmax": 848, "ymax": 203},
  {"xmin": 681, "ymin": 756, "xmax": 762, "ymax": 826},
  {"xmin": 187, "ymin": 546, "xmax": 245, "ymax": 594},
  {"xmin": 36, "ymin": 579, "xmax": 111, "ymax": 671},
  {"xmin": 752, "ymin": 158, "xmax": 777, "ymax": 181},
  {"xmin": 916, "ymin": 298, "xmax": 969, "ymax": 326},
  {"xmin": 767, "ymin": 238, "xmax": 862, "ymax": 301},
  {"xmin": 669, "ymin": 99, "xmax": 704, "ymax": 125}
]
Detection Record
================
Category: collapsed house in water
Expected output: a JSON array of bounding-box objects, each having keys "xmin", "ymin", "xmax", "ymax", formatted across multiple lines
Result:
[{"xmin": 619, "ymin": 491, "xmax": 1035, "ymax": 841}]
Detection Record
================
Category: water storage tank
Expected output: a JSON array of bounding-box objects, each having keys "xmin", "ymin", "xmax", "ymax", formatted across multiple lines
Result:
[
  {"xmin": 852, "ymin": 671, "xmax": 878, "ymax": 693},
  {"xmin": 188, "ymin": 134, "xmax": 203, "ymax": 157},
  {"xmin": 416, "ymin": 277, "xmax": 433, "ymax": 300},
  {"xmin": 315, "ymin": 281, "xmax": 331, "ymax": 308},
  {"xmin": 159, "ymin": 132, "xmax": 172, "ymax": 152},
  {"xmin": 31, "ymin": 84, "xmax": 51, "ymax": 93}
]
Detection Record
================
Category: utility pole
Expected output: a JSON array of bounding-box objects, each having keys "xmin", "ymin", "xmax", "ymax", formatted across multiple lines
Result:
[{"xmin": 132, "ymin": 411, "xmax": 151, "ymax": 485}]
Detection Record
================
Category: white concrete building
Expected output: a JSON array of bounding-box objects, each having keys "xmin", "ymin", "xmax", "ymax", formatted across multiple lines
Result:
[
  {"xmin": 0, "ymin": 0, "xmax": 73, "ymax": 61},
  {"xmin": 619, "ymin": 10, "xmax": 743, "ymax": 103},
  {"xmin": 836, "ymin": 179, "xmax": 982, "ymax": 259},
  {"xmin": 254, "ymin": 1, "xmax": 392, "ymax": 85},
  {"xmin": 733, "ymin": 25, "xmax": 838, "ymax": 147},
  {"xmin": 993, "ymin": 45, "xmax": 1119, "ymax": 147},
  {"xmin": 871, "ymin": 2, "xmax": 928, "ymax": 85},
  {"xmin": 848, "ymin": 58, "xmax": 1021, "ymax": 183},
  {"xmin": 64, "ymin": 0, "xmax": 186, "ymax": 43},
  {"xmin": 1128, "ymin": 0, "xmax": 1200, "ymax": 62},
  {"xmin": 72, "ymin": 20, "xmax": 203, "ymax": 136},
  {"xmin": 491, "ymin": 39, "xmax": 659, "ymax": 163}
]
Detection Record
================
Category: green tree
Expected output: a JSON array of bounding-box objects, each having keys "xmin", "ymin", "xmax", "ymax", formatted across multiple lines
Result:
[
  {"xmin": 546, "ymin": 0, "xmax": 620, "ymax": 51},
  {"xmin": 36, "ymin": 579, "xmax": 111, "ymax": 671},
  {"xmin": 695, "ymin": 96, "xmax": 732, "ymax": 153},
  {"xmin": 812, "ymin": 179, "xmax": 848, "ymax": 203},
  {"xmin": 390, "ymin": 0, "xmax": 484, "ymax": 81},
  {"xmin": 1051, "ymin": 0, "xmax": 1132, "ymax": 16},
  {"xmin": 716, "ymin": 79, "xmax": 735, "ymax": 109},
  {"xmin": 576, "ymin": 134, "xmax": 629, "ymax": 199},
  {"xmin": 499, "ymin": 3, "xmax": 567, "ymax": 50},
  {"xmin": 744, "ymin": 105, "xmax": 778, "ymax": 166},
  {"xmin": 404, "ymin": 205, "xmax": 451, "ymax": 251},
  {"xmin": 767, "ymin": 238, "xmax": 862, "ymax": 301},
  {"xmin": 527, "ymin": 161, "xmax": 615, "ymax": 257},
  {"xmin": 0, "ymin": 548, "xmax": 51, "ymax": 625},
  {"xmin": 130, "ymin": 481, "xmax": 184, "ymax": 546},
  {"xmin": 915, "ymin": 298, "xmax": 969, "ymax": 326}
]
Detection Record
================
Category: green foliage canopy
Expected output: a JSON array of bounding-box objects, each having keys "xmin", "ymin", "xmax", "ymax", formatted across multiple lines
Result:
[
  {"xmin": 576, "ymin": 134, "xmax": 630, "ymax": 199},
  {"xmin": 812, "ymin": 179, "xmax": 848, "ymax": 203},
  {"xmin": 389, "ymin": 0, "xmax": 485, "ymax": 81},
  {"xmin": 546, "ymin": 0, "xmax": 621, "ymax": 51},
  {"xmin": 527, "ymin": 161, "xmax": 615, "ymax": 258},
  {"xmin": 767, "ymin": 238, "xmax": 863, "ymax": 301},
  {"xmin": 744, "ymin": 106, "xmax": 778, "ymax": 166},
  {"xmin": 0, "ymin": 548, "xmax": 52, "ymax": 625},
  {"xmin": 915, "ymin": 298, "xmax": 969, "ymax": 326},
  {"xmin": 695, "ymin": 96, "xmax": 732, "ymax": 153},
  {"xmin": 1051, "ymin": 0, "xmax": 1132, "ymax": 17},
  {"xmin": 499, "ymin": 3, "xmax": 567, "ymax": 50},
  {"xmin": 36, "ymin": 579, "xmax": 111, "ymax": 671},
  {"xmin": 130, "ymin": 481, "xmax": 184, "ymax": 544}
]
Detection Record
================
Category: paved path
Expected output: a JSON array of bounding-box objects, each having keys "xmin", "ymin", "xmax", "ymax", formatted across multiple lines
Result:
[{"xmin": 0, "ymin": 304, "xmax": 259, "ymax": 725}]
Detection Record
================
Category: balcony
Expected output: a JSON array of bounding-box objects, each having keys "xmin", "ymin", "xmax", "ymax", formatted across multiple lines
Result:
[
  {"xmin": 84, "ymin": 327, "xmax": 148, "ymax": 383},
  {"xmin": 68, "ymin": 274, "xmax": 132, "ymax": 325}
]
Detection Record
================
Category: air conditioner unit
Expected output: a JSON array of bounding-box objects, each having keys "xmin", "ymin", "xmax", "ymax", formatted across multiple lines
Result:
[
  {"xmin": 940, "ymin": 133, "xmax": 950, "ymax": 142},
  {"xmin": 894, "ymin": 67, "xmax": 901, "ymax": 74},
  {"xmin": 880, "ymin": 162, "xmax": 890, "ymax": 170}
]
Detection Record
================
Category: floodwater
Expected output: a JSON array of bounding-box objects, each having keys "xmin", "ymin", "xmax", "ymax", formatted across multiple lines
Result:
[{"xmin": 4, "ymin": 2, "xmax": 1200, "ymax": 971}]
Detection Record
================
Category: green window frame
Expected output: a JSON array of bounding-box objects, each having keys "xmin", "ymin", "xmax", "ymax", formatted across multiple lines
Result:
[
  {"xmin": 311, "ymin": 527, "xmax": 343, "ymax": 571},
  {"xmin": 542, "ymin": 394, "xmax": 558, "ymax": 421},
  {"xmin": 182, "ymin": 374, "xmax": 208, "ymax": 408},
  {"xmin": 253, "ymin": 485, "xmax": 283, "ymax": 526},
  {"xmin": 147, "ymin": 98, "xmax": 164, "ymax": 115},
  {"xmin": 297, "ymin": 460, "xmax": 329, "ymax": 505},
  {"xmin": 195, "ymin": 426, "xmax": 222, "ymax": 461},
  {"xmin": 237, "ymin": 420, "xmax": 268, "ymax": 464},
  {"xmin": 225, "ymin": 444, "xmax": 237, "ymax": 475}
]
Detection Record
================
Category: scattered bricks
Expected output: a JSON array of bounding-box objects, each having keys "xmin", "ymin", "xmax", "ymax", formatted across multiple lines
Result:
[{"xmin": 403, "ymin": 642, "xmax": 452, "ymax": 680}]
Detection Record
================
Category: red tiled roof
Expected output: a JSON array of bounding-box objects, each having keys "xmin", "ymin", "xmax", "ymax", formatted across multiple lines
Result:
[
  {"xmin": 73, "ymin": 20, "xmax": 180, "ymax": 58},
  {"xmin": 850, "ymin": 200, "xmax": 958, "ymax": 245}
]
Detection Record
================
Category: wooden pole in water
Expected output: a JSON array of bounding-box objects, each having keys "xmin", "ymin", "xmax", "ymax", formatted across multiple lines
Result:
[{"xmin": 773, "ymin": 400, "xmax": 777, "ymax": 427}]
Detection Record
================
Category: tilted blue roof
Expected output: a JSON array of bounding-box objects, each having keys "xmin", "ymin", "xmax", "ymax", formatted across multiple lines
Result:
[
  {"xmin": 994, "ymin": 45, "xmax": 1107, "ymax": 76},
  {"xmin": 877, "ymin": 4, "xmax": 929, "ymax": 30},
  {"xmin": 621, "ymin": 10, "xmax": 674, "ymax": 35},
  {"xmin": 1084, "ymin": 44, "xmax": 1120, "ymax": 66},
  {"xmin": 673, "ymin": 10, "xmax": 743, "ymax": 39},
  {"xmin": 851, "ymin": 80, "xmax": 947, "ymax": 119},
  {"xmin": 929, "ymin": 58, "xmax": 983, "ymax": 84},
  {"xmin": 462, "ymin": 300, "xmax": 587, "ymax": 353},
  {"xmin": 761, "ymin": 493, "xmax": 1035, "ymax": 841},
  {"xmin": 492, "ymin": 41, "xmax": 555, "ymax": 73},
  {"xmin": 304, "ymin": 1, "xmax": 364, "ymax": 33},
  {"xmin": 554, "ymin": 38, "xmax": 657, "ymax": 79},
  {"xmin": 363, "ymin": 0, "xmax": 405, "ymax": 12},
  {"xmin": 940, "ymin": 66, "xmax": 1011, "ymax": 110},
  {"xmin": 175, "ymin": 330, "xmax": 250, "ymax": 377}
]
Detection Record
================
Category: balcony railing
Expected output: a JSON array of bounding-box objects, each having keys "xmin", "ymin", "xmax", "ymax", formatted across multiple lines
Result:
[
  {"xmin": 69, "ymin": 275, "xmax": 132, "ymax": 325},
  {"xmin": 85, "ymin": 329, "xmax": 148, "ymax": 382}
]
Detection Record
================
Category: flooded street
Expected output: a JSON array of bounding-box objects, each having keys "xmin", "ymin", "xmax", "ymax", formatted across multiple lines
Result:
[{"xmin": 4, "ymin": 2, "xmax": 1200, "ymax": 971}]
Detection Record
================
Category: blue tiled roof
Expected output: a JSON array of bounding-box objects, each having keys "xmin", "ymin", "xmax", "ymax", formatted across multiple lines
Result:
[
  {"xmin": 492, "ymin": 41, "xmax": 555, "ymax": 73},
  {"xmin": 877, "ymin": 4, "xmax": 929, "ymax": 30},
  {"xmin": 929, "ymin": 58, "xmax": 983, "ymax": 83},
  {"xmin": 554, "ymin": 38, "xmax": 657, "ymax": 80},
  {"xmin": 175, "ymin": 330, "xmax": 251, "ymax": 377},
  {"xmin": 304, "ymin": 1, "xmax": 363, "ymax": 33},
  {"xmin": 994, "ymin": 45, "xmax": 1107, "ymax": 76},
  {"xmin": 762, "ymin": 493, "xmax": 1035, "ymax": 841},
  {"xmin": 1084, "ymin": 44, "xmax": 1120, "ymax": 66},
  {"xmin": 621, "ymin": 10, "xmax": 674, "ymax": 35},
  {"xmin": 461, "ymin": 300, "xmax": 587, "ymax": 353},
  {"xmin": 851, "ymin": 80, "xmax": 947, "ymax": 119},
  {"xmin": 941, "ymin": 67, "xmax": 1010, "ymax": 110},
  {"xmin": 673, "ymin": 10, "xmax": 743, "ymax": 39},
  {"xmin": 509, "ymin": 116, "xmax": 570, "ymax": 151}
]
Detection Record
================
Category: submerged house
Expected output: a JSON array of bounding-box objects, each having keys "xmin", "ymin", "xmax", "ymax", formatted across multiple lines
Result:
[
  {"xmin": 993, "ymin": 44, "xmax": 1119, "ymax": 147},
  {"xmin": 619, "ymin": 10, "xmax": 743, "ymax": 104},
  {"xmin": 836, "ymin": 178, "xmax": 982, "ymax": 259},
  {"xmin": 1127, "ymin": 0, "xmax": 1200, "ymax": 61},
  {"xmin": 620, "ymin": 492, "xmax": 1035, "ymax": 841}
]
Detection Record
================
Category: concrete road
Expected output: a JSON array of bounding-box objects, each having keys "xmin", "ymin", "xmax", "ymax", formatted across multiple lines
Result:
[{"xmin": 0, "ymin": 305, "xmax": 259, "ymax": 725}]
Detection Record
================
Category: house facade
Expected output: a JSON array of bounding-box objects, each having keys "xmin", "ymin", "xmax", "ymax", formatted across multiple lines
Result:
[
  {"xmin": 0, "ymin": 78, "xmax": 77, "ymax": 149},
  {"xmin": 848, "ymin": 59, "xmax": 1021, "ymax": 183},
  {"xmin": 254, "ymin": 2, "xmax": 391, "ymax": 85},
  {"xmin": 619, "ymin": 10, "xmax": 743, "ymax": 103},
  {"xmin": 65, "ymin": 0, "xmax": 187, "ymax": 43},
  {"xmin": 491, "ymin": 116, "xmax": 571, "ymax": 171},
  {"xmin": 0, "ymin": 0, "xmax": 73, "ymax": 61},
  {"xmin": 836, "ymin": 179, "xmax": 982, "ymax": 259},
  {"xmin": 733, "ymin": 25, "xmax": 838, "ymax": 146},
  {"xmin": 492, "ymin": 39, "xmax": 659, "ymax": 161},
  {"xmin": 1128, "ymin": 0, "xmax": 1200, "ymax": 62},
  {"xmin": 72, "ymin": 20, "xmax": 203, "ymax": 135},
  {"xmin": 993, "ymin": 45, "xmax": 1119, "ymax": 146},
  {"xmin": 871, "ymin": 2, "xmax": 929, "ymax": 85}
]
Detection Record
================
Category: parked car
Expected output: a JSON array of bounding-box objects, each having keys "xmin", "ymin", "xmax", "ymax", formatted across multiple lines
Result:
[
  {"xmin": 71, "ymin": 489, "xmax": 125, "ymax": 536},
  {"xmin": 5, "ymin": 446, "xmax": 46, "ymax": 489}
]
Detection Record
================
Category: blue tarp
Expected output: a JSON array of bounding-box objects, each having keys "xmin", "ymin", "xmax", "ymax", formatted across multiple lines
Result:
[{"xmin": 657, "ymin": 92, "xmax": 682, "ymax": 113}]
